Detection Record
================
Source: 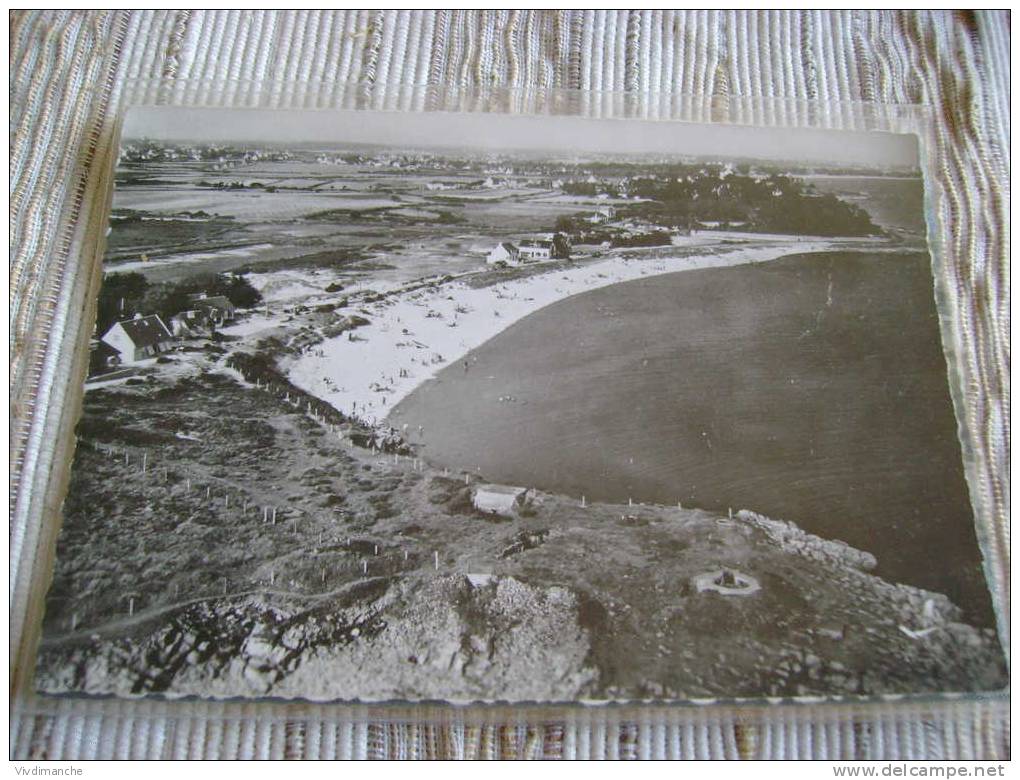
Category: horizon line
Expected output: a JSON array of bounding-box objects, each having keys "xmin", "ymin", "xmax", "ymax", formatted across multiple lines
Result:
[{"xmin": 123, "ymin": 106, "xmax": 919, "ymax": 170}]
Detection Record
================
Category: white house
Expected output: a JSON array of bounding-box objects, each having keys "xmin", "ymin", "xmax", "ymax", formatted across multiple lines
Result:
[
  {"xmin": 518, "ymin": 240, "xmax": 553, "ymax": 261},
  {"xmin": 472, "ymin": 484, "xmax": 529, "ymax": 517},
  {"xmin": 101, "ymin": 314, "xmax": 174, "ymax": 364},
  {"xmin": 586, "ymin": 206, "xmax": 617, "ymax": 224},
  {"xmin": 521, "ymin": 233, "xmax": 572, "ymax": 261},
  {"xmin": 486, "ymin": 241, "xmax": 521, "ymax": 265}
]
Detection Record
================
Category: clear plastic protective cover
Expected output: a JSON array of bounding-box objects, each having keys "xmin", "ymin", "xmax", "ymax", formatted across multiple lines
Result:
[{"xmin": 11, "ymin": 80, "xmax": 1007, "ymax": 728}]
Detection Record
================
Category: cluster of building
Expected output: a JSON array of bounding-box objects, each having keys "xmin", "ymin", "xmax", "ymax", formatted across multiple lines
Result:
[
  {"xmin": 120, "ymin": 142, "xmax": 293, "ymax": 167},
  {"xmin": 485, "ymin": 233, "xmax": 571, "ymax": 266},
  {"xmin": 89, "ymin": 293, "xmax": 236, "ymax": 375}
]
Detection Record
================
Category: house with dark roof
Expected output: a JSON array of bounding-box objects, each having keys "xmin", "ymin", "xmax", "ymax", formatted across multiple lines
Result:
[
  {"xmin": 518, "ymin": 239, "xmax": 554, "ymax": 261},
  {"xmin": 88, "ymin": 339, "xmax": 121, "ymax": 376},
  {"xmin": 188, "ymin": 294, "xmax": 236, "ymax": 324},
  {"xmin": 169, "ymin": 308, "xmax": 212, "ymax": 338},
  {"xmin": 101, "ymin": 314, "xmax": 174, "ymax": 363},
  {"xmin": 519, "ymin": 233, "xmax": 571, "ymax": 261},
  {"xmin": 487, "ymin": 233, "xmax": 571, "ymax": 266}
]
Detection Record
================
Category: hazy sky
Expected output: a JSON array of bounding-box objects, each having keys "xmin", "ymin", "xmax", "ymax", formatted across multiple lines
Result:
[{"xmin": 124, "ymin": 106, "xmax": 919, "ymax": 169}]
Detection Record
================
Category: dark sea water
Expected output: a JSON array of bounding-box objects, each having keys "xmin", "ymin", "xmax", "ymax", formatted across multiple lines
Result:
[
  {"xmin": 392, "ymin": 251, "xmax": 995, "ymax": 626},
  {"xmin": 803, "ymin": 176, "xmax": 927, "ymax": 236}
]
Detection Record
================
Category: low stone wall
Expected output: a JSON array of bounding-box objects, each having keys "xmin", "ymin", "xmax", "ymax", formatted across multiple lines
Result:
[
  {"xmin": 736, "ymin": 509, "xmax": 965, "ymax": 626},
  {"xmin": 736, "ymin": 509, "xmax": 878, "ymax": 572}
]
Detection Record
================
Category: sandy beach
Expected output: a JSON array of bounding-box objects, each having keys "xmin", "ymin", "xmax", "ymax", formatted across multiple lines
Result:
[{"xmin": 286, "ymin": 235, "xmax": 877, "ymax": 423}]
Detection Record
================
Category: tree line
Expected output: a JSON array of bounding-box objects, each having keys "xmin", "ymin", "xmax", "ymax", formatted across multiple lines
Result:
[{"xmin": 561, "ymin": 171, "xmax": 881, "ymax": 237}]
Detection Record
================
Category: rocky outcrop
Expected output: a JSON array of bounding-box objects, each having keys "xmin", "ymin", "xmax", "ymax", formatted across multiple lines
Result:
[
  {"xmin": 737, "ymin": 509, "xmax": 877, "ymax": 572},
  {"xmin": 37, "ymin": 575, "xmax": 597, "ymax": 702},
  {"xmin": 276, "ymin": 575, "xmax": 595, "ymax": 702}
]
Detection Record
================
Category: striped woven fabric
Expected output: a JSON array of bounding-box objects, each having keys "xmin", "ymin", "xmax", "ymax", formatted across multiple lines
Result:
[{"xmin": 9, "ymin": 10, "xmax": 1009, "ymax": 760}]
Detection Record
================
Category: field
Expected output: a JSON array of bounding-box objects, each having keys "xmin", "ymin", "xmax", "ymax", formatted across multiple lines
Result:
[{"xmin": 106, "ymin": 157, "xmax": 603, "ymax": 281}]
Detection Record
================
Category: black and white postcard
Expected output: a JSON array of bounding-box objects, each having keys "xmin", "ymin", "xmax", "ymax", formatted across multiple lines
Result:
[{"xmin": 36, "ymin": 106, "xmax": 1006, "ymax": 702}]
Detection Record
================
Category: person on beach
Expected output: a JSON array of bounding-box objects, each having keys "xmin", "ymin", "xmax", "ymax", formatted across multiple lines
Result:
[{"xmin": 464, "ymin": 360, "xmax": 469, "ymax": 373}]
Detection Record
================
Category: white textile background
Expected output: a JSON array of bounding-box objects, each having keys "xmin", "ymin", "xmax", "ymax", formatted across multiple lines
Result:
[{"xmin": 9, "ymin": 10, "xmax": 1010, "ymax": 760}]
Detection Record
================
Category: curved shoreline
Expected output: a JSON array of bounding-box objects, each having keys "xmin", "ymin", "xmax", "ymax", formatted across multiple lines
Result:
[{"xmin": 286, "ymin": 236, "xmax": 882, "ymax": 423}]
